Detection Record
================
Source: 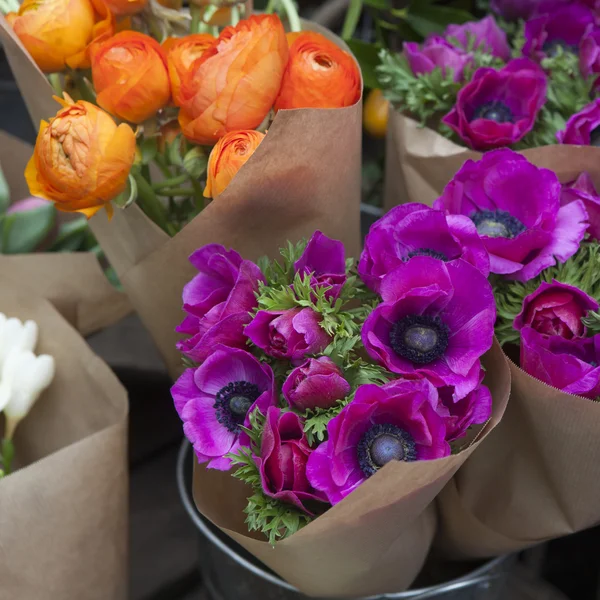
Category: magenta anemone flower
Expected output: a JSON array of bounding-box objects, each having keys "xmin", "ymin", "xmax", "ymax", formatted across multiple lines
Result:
[
  {"xmin": 557, "ymin": 99, "xmax": 600, "ymax": 146},
  {"xmin": 306, "ymin": 379, "xmax": 450, "ymax": 505},
  {"xmin": 521, "ymin": 327, "xmax": 600, "ymax": 399},
  {"xmin": 176, "ymin": 244, "xmax": 265, "ymax": 363},
  {"xmin": 444, "ymin": 16, "xmax": 511, "ymax": 61},
  {"xmin": 404, "ymin": 36, "xmax": 473, "ymax": 82},
  {"xmin": 442, "ymin": 59, "xmax": 547, "ymax": 151},
  {"xmin": 358, "ymin": 203, "xmax": 490, "ymax": 293},
  {"xmin": 561, "ymin": 172, "xmax": 600, "ymax": 240},
  {"xmin": 171, "ymin": 346, "xmax": 276, "ymax": 470},
  {"xmin": 361, "ymin": 256, "xmax": 495, "ymax": 399},
  {"xmin": 434, "ymin": 149, "xmax": 588, "ymax": 281}
]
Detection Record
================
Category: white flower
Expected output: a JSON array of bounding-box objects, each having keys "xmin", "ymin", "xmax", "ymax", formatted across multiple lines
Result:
[
  {"xmin": 0, "ymin": 350, "xmax": 55, "ymax": 440},
  {"xmin": 0, "ymin": 313, "xmax": 38, "ymax": 371}
]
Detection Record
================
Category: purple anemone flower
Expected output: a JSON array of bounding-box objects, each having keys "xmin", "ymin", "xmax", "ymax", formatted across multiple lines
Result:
[
  {"xmin": 245, "ymin": 308, "xmax": 331, "ymax": 363},
  {"xmin": 294, "ymin": 231, "xmax": 346, "ymax": 300},
  {"xmin": 580, "ymin": 29, "xmax": 600, "ymax": 85},
  {"xmin": 562, "ymin": 172, "xmax": 600, "ymax": 240},
  {"xmin": 434, "ymin": 149, "xmax": 589, "ymax": 281},
  {"xmin": 283, "ymin": 357, "xmax": 351, "ymax": 411},
  {"xmin": 358, "ymin": 203, "xmax": 490, "ymax": 293},
  {"xmin": 436, "ymin": 373, "xmax": 492, "ymax": 442},
  {"xmin": 256, "ymin": 407, "xmax": 327, "ymax": 513},
  {"xmin": 176, "ymin": 244, "xmax": 265, "ymax": 363},
  {"xmin": 171, "ymin": 346, "xmax": 277, "ymax": 470},
  {"xmin": 523, "ymin": 4, "xmax": 595, "ymax": 61},
  {"xmin": 442, "ymin": 59, "xmax": 547, "ymax": 151},
  {"xmin": 521, "ymin": 326, "xmax": 600, "ymax": 399},
  {"xmin": 306, "ymin": 379, "xmax": 450, "ymax": 505},
  {"xmin": 404, "ymin": 36, "xmax": 473, "ymax": 82},
  {"xmin": 444, "ymin": 16, "xmax": 511, "ymax": 61},
  {"xmin": 557, "ymin": 99, "xmax": 600, "ymax": 145},
  {"xmin": 361, "ymin": 256, "xmax": 495, "ymax": 399}
]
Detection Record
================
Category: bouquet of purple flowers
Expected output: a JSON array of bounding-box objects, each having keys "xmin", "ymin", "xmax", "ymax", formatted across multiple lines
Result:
[
  {"xmin": 380, "ymin": 1, "xmax": 600, "ymax": 210},
  {"xmin": 172, "ymin": 215, "xmax": 510, "ymax": 595}
]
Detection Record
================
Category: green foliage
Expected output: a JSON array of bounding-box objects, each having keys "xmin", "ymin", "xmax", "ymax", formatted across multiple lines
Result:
[
  {"xmin": 0, "ymin": 204, "xmax": 55, "ymax": 254},
  {"xmin": 258, "ymin": 239, "xmax": 307, "ymax": 288},
  {"xmin": 303, "ymin": 400, "xmax": 349, "ymax": 445},
  {"xmin": 494, "ymin": 242, "xmax": 600, "ymax": 346}
]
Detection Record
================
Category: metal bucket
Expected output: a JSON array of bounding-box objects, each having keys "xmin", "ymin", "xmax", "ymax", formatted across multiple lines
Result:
[{"xmin": 177, "ymin": 442, "xmax": 567, "ymax": 600}]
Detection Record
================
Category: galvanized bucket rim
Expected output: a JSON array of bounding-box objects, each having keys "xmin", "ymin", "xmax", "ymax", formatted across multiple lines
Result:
[{"xmin": 177, "ymin": 440, "xmax": 507, "ymax": 599}]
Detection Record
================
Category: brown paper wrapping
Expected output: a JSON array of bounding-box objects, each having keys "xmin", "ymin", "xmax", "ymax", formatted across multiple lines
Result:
[
  {"xmin": 192, "ymin": 341, "xmax": 511, "ymax": 598},
  {"xmin": 0, "ymin": 16, "xmax": 362, "ymax": 378},
  {"xmin": 0, "ymin": 286, "xmax": 128, "ymax": 600},
  {"xmin": 0, "ymin": 129, "xmax": 131, "ymax": 335},
  {"xmin": 437, "ymin": 362, "xmax": 600, "ymax": 559}
]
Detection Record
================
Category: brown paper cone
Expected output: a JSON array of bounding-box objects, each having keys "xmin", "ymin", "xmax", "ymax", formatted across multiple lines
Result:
[
  {"xmin": 383, "ymin": 110, "xmax": 600, "ymax": 212},
  {"xmin": 0, "ymin": 129, "xmax": 131, "ymax": 335},
  {"xmin": 437, "ymin": 361, "xmax": 600, "ymax": 559},
  {"xmin": 0, "ymin": 285, "xmax": 128, "ymax": 600},
  {"xmin": 0, "ymin": 16, "xmax": 362, "ymax": 378},
  {"xmin": 191, "ymin": 340, "xmax": 511, "ymax": 598}
]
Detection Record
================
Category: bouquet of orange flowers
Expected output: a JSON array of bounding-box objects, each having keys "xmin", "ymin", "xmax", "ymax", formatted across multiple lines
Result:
[{"xmin": 0, "ymin": 0, "xmax": 363, "ymax": 376}]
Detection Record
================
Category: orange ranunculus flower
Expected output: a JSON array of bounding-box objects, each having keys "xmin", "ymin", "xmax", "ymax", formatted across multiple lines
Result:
[
  {"xmin": 8, "ymin": 0, "xmax": 96, "ymax": 73},
  {"xmin": 91, "ymin": 31, "xmax": 171, "ymax": 124},
  {"xmin": 104, "ymin": 0, "xmax": 146, "ymax": 16},
  {"xmin": 274, "ymin": 31, "xmax": 361, "ymax": 111},
  {"xmin": 177, "ymin": 14, "xmax": 288, "ymax": 145},
  {"xmin": 165, "ymin": 34, "xmax": 215, "ymax": 106},
  {"xmin": 25, "ymin": 95, "xmax": 136, "ymax": 218},
  {"xmin": 204, "ymin": 130, "xmax": 264, "ymax": 198}
]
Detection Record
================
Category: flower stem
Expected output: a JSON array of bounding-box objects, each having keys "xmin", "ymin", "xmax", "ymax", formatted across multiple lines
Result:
[
  {"xmin": 190, "ymin": 4, "xmax": 202, "ymax": 34},
  {"xmin": 1, "ymin": 438, "xmax": 15, "ymax": 476},
  {"xmin": 152, "ymin": 173, "xmax": 188, "ymax": 190},
  {"xmin": 230, "ymin": 4, "xmax": 240, "ymax": 26},
  {"xmin": 202, "ymin": 4, "xmax": 218, "ymax": 23},
  {"xmin": 155, "ymin": 187, "xmax": 195, "ymax": 196},
  {"xmin": 133, "ymin": 171, "xmax": 177, "ymax": 236},
  {"xmin": 341, "ymin": 0, "xmax": 363, "ymax": 41},
  {"xmin": 153, "ymin": 154, "xmax": 173, "ymax": 179},
  {"xmin": 278, "ymin": 0, "xmax": 301, "ymax": 32},
  {"xmin": 69, "ymin": 70, "xmax": 96, "ymax": 104},
  {"xmin": 264, "ymin": 0, "xmax": 276, "ymax": 13},
  {"xmin": 48, "ymin": 73, "xmax": 63, "ymax": 96}
]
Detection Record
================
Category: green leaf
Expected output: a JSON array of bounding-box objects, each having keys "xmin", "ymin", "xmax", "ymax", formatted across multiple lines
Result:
[
  {"xmin": 407, "ymin": 2, "xmax": 473, "ymax": 30},
  {"xmin": 342, "ymin": 0, "xmax": 363, "ymax": 40},
  {"xmin": 140, "ymin": 137, "xmax": 158, "ymax": 165},
  {"xmin": 48, "ymin": 217, "xmax": 88, "ymax": 252},
  {"xmin": 0, "ymin": 204, "xmax": 55, "ymax": 254},
  {"xmin": 362, "ymin": 0, "xmax": 389, "ymax": 8},
  {"xmin": 346, "ymin": 39, "xmax": 381, "ymax": 89},
  {"xmin": 113, "ymin": 174, "xmax": 138, "ymax": 209},
  {"xmin": 0, "ymin": 165, "xmax": 10, "ymax": 214}
]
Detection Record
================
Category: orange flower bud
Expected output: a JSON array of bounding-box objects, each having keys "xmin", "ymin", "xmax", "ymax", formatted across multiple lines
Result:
[
  {"xmin": 157, "ymin": 119, "xmax": 182, "ymax": 153},
  {"xmin": 8, "ymin": 0, "xmax": 96, "ymax": 73},
  {"xmin": 204, "ymin": 130, "xmax": 264, "ymax": 198},
  {"xmin": 25, "ymin": 95, "xmax": 136, "ymax": 218},
  {"xmin": 274, "ymin": 31, "xmax": 361, "ymax": 111},
  {"xmin": 104, "ymin": 0, "xmax": 146, "ymax": 16},
  {"xmin": 177, "ymin": 15, "xmax": 288, "ymax": 145},
  {"xmin": 91, "ymin": 31, "xmax": 171, "ymax": 124},
  {"xmin": 363, "ymin": 88, "xmax": 389, "ymax": 138},
  {"xmin": 165, "ymin": 34, "xmax": 215, "ymax": 106}
]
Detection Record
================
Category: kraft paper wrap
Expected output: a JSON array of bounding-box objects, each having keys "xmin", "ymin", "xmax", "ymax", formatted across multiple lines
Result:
[
  {"xmin": 384, "ymin": 110, "xmax": 600, "ymax": 210},
  {"xmin": 192, "ymin": 341, "xmax": 511, "ymax": 598},
  {"xmin": 0, "ymin": 16, "xmax": 363, "ymax": 378},
  {"xmin": 0, "ymin": 286, "xmax": 128, "ymax": 600},
  {"xmin": 0, "ymin": 129, "xmax": 131, "ymax": 335}
]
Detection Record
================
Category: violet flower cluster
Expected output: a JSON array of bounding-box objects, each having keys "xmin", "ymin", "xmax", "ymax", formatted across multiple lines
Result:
[
  {"xmin": 171, "ymin": 211, "xmax": 498, "ymax": 540},
  {"xmin": 391, "ymin": 2, "xmax": 600, "ymax": 151}
]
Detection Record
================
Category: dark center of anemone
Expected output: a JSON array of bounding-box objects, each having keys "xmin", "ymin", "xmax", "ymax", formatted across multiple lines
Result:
[
  {"xmin": 406, "ymin": 248, "xmax": 448, "ymax": 261},
  {"xmin": 590, "ymin": 126, "xmax": 600, "ymax": 147},
  {"xmin": 214, "ymin": 381, "xmax": 260, "ymax": 433},
  {"xmin": 542, "ymin": 39, "xmax": 578, "ymax": 57},
  {"xmin": 589, "ymin": 360, "xmax": 598, "ymax": 368},
  {"xmin": 389, "ymin": 315, "xmax": 449, "ymax": 365},
  {"xmin": 471, "ymin": 101, "xmax": 514, "ymax": 124},
  {"xmin": 470, "ymin": 209, "xmax": 526, "ymax": 239},
  {"xmin": 357, "ymin": 423, "xmax": 417, "ymax": 477}
]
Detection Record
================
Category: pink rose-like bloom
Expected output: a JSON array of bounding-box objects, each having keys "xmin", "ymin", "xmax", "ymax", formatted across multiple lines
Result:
[
  {"xmin": 245, "ymin": 308, "xmax": 331, "ymax": 363},
  {"xmin": 405, "ymin": 36, "xmax": 473, "ymax": 82},
  {"xmin": 514, "ymin": 280, "xmax": 598, "ymax": 339},
  {"xmin": 176, "ymin": 245, "xmax": 265, "ymax": 363},
  {"xmin": 283, "ymin": 357, "xmax": 351, "ymax": 411},
  {"xmin": 523, "ymin": 4, "xmax": 595, "ymax": 62},
  {"xmin": 442, "ymin": 59, "xmax": 547, "ymax": 151},
  {"xmin": 561, "ymin": 172, "xmax": 600, "ymax": 240},
  {"xmin": 256, "ymin": 407, "xmax": 327, "ymax": 513},
  {"xmin": 306, "ymin": 379, "xmax": 450, "ymax": 505},
  {"xmin": 557, "ymin": 99, "xmax": 600, "ymax": 145},
  {"xmin": 171, "ymin": 346, "xmax": 277, "ymax": 471},
  {"xmin": 6, "ymin": 197, "xmax": 50, "ymax": 214},
  {"xmin": 445, "ymin": 16, "xmax": 511, "ymax": 61},
  {"xmin": 521, "ymin": 327, "xmax": 600, "ymax": 399}
]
